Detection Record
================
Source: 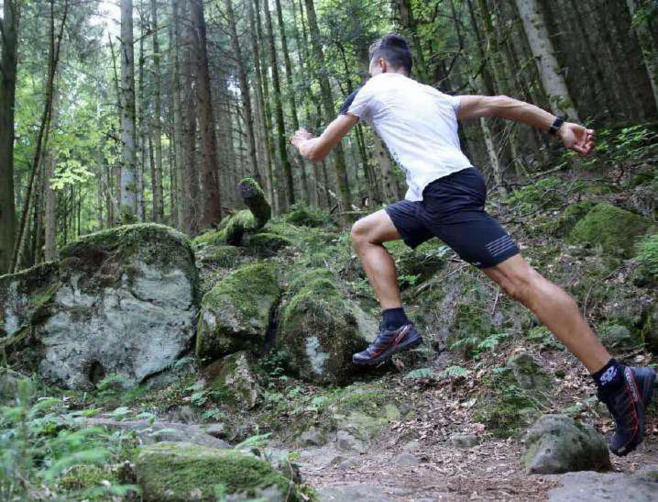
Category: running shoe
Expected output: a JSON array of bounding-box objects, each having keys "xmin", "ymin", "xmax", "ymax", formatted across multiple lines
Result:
[
  {"xmin": 597, "ymin": 365, "xmax": 656, "ymax": 456},
  {"xmin": 352, "ymin": 323, "xmax": 423, "ymax": 365}
]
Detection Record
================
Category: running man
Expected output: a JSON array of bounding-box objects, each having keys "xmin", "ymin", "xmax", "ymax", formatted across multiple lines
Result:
[{"xmin": 290, "ymin": 34, "xmax": 655, "ymax": 456}]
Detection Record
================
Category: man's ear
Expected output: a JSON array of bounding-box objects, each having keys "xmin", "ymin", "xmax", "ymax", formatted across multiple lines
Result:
[{"xmin": 379, "ymin": 58, "xmax": 388, "ymax": 73}]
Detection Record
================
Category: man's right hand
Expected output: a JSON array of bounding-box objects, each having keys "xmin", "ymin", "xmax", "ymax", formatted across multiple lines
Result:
[{"xmin": 558, "ymin": 123, "xmax": 595, "ymax": 157}]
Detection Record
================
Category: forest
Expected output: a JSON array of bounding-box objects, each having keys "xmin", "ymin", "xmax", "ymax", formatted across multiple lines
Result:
[
  {"xmin": 0, "ymin": 0, "xmax": 655, "ymax": 275},
  {"xmin": 1, "ymin": 0, "xmax": 658, "ymax": 501}
]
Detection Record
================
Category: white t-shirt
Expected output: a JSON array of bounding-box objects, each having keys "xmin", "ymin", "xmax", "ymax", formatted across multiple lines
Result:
[{"xmin": 347, "ymin": 73, "xmax": 473, "ymax": 201}]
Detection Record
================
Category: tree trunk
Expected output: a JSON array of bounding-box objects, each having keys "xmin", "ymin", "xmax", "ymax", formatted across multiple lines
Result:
[
  {"xmin": 373, "ymin": 135, "xmax": 401, "ymax": 202},
  {"xmin": 225, "ymin": 0, "xmax": 260, "ymax": 184},
  {"xmin": 137, "ymin": 12, "xmax": 146, "ymax": 222},
  {"xmin": 514, "ymin": 0, "xmax": 580, "ymax": 120},
  {"xmin": 304, "ymin": 0, "xmax": 351, "ymax": 213},
  {"xmin": 275, "ymin": 0, "xmax": 307, "ymax": 204},
  {"xmin": 150, "ymin": 0, "xmax": 164, "ymax": 222},
  {"xmin": 626, "ymin": 0, "xmax": 658, "ymax": 109},
  {"xmin": 254, "ymin": 0, "xmax": 278, "ymax": 213},
  {"xmin": 191, "ymin": 0, "xmax": 222, "ymax": 230},
  {"xmin": 171, "ymin": 0, "xmax": 185, "ymax": 230},
  {"xmin": 264, "ymin": 1, "xmax": 294, "ymax": 210},
  {"xmin": 120, "ymin": 0, "xmax": 138, "ymax": 222},
  {"xmin": 0, "ymin": 0, "xmax": 20, "ymax": 274}
]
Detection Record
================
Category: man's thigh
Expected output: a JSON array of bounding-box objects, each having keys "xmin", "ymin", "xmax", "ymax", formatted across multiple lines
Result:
[{"xmin": 352, "ymin": 209, "xmax": 403, "ymax": 245}]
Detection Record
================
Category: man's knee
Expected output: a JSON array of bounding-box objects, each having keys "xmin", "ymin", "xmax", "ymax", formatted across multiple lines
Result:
[
  {"xmin": 499, "ymin": 269, "xmax": 542, "ymax": 303},
  {"xmin": 350, "ymin": 219, "xmax": 370, "ymax": 248}
]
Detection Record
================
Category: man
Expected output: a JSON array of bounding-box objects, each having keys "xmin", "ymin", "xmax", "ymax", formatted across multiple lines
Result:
[{"xmin": 290, "ymin": 34, "xmax": 655, "ymax": 456}]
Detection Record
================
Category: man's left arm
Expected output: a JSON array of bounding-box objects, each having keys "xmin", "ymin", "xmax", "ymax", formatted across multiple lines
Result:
[
  {"xmin": 290, "ymin": 114, "xmax": 359, "ymax": 162},
  {"xmin": 457, "ymin": 95, "xmax": 595, "ymax": 156}
]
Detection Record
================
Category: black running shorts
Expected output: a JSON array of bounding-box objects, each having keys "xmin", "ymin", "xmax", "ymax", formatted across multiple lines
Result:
[{"xmin": 384, "ymin": 167, "xmax": 519, "ymax": 268}]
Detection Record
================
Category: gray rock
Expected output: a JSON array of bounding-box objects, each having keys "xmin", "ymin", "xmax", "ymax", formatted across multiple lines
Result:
[
  {"xmin": 549, "ymin": 471, "xmax": 658, "ymax": 501},
  {"xmin": 1, "ymin": 224, "xmax": 199, "ymax": 389},
  {"xmin": 196, "ymin": 263, "xmax": 280, "ymax": 362},
  {"xmin": 450, "ymin": 433, "xmax": 478, "ymax": 448},
  {"xmin": 0, "ymin": 367, "xmax": 25, "ymax": 402},
  {"xmin": 318, "ymin": 484, "xmax": 404, "ymax": 502},
  {"xmin": 277, "ymin": 270, "xmax": 370, "ymax": 385},
  {"xmin": 135, "ymin": 442, "xmax": 298, "ymax": 501},
  {"xmin": 507, "ymin": 352, "xmax": 552, "ymax": 391},
  {"xmin": 201, "ymin": 423, "xmax": 228, "ymax": 439},
  {"xmin": 205, "ymin": 351, "xmax": 261, "ymax": 409},
  {"xmin": 300, "ymin": 427, "xmax": 331, "ymax": 447},
  {"xmin": 85, "ymin": 418, "xmax": 230, "ymax": 449},
  {"xmin": 336, "ymin": 430, "xmax": 366, "ymax": 453},
  {"xmin": 598, "ymin": 324, "xmax": 638, "ymax": 349},
  {"xmin": 392, "ymin": 452, "xmax": 421, "ymax": 466},
  {"xmin": 523, "ymin": 414, "xmax": 611, "ymax": 474}
]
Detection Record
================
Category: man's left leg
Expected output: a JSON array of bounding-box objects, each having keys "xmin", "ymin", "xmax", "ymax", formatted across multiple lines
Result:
[{"xmin": 483, "ymin": 254, "xmax": 656, "ymax": 456}]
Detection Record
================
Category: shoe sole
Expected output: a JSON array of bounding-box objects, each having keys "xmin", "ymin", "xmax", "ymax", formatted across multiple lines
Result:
[
  {"xmin": 352, "ymin": 333, "xmax": 423, "ymax": 366},
  {"xmin": 611, "ymin": 367, "xmax": 656, "ymax": 457}
]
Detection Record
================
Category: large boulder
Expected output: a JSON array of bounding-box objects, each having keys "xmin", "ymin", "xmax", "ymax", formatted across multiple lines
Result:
[
  {"xmin": 277, "ymin": 270, "xmax": 369, "ymax": 385},
  {"xmin": 135, "ymin": 442, "xmax": 299, "ymax": 501},
  {"xmin": 0, "ymin": 224, "xmax": 199, "ymax": 389},
  {"xmin": 204, "ymin": 351, "xmax": 261, "ymax": 409},
  {"xmin": 523, "ymin": 414, "xmax": 611, "ymax": 474},
  {"xmin": 196, "ymin": 263, "xmax": 280, "ymax": 363},
  {"xmin": 569, "ymin": 203, "xmax": 653, "ymax": 258}
]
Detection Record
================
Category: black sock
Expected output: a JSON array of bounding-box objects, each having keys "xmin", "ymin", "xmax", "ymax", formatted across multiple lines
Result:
[
  {"xmin": 592, "ymin": 358, "xmax": 623, "ymax": 393},
  {"xmin": 382, "ymin": 307, "xmax": 409, "ymax": 331}
]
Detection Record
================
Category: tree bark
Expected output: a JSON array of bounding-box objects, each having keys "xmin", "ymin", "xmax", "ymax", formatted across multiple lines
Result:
[
  {"xmin": 0, "ymin": 0, "xmax": 20, "ymax": 274},
  {"xmin": 514, "ymin": 0, "xmax": 580, "ymax": 121},
  {"xmin": 120, "ymin": 0, "xmax": 138, "ymax": 222},
  {"xmin": 150, "ymin": 0, "xmax": 164, "ymax": 222},
  {"xmin": 626, "ymin": 0, "xmax": 658, "ymax": 109},
  {"xmin": 191, "ymin": 0, "xmax": 222, "ymax": 230},
  {"xmin": 304, "ymin": 0, "xmax": 351, "ymax": 213},
  {"xmin": 264, "ymin": 1, "xmax": 294, "ymax": 210}
]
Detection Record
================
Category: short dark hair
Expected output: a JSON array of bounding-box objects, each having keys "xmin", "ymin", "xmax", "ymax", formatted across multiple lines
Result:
[{"xmin": 369, "ymin": 34, "xmax": 412, "ymax": 75}]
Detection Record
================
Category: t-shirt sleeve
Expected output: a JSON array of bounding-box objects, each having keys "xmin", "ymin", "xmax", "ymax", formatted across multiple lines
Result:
[
  {"xmin": 346, "ymin": 83, "xmax": 376, "ymax": 122},
  {"xmin": 447, "ymin": 94, "xmax": 461, "ymax": 114},
  {"xmin": 339, "ymin": 86, "xmax": 362, "ymax": 115}
]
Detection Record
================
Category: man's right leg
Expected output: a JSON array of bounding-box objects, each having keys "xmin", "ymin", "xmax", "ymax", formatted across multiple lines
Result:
[{"xmin": 350, "ymin": 209, "xmax": 423, "ymax": 365}]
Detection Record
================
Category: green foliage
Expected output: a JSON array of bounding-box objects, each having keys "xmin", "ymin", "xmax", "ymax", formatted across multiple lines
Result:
[
  {"xmin": 0, "ymin": 379, "xmax": 139, "ymax": 501},
  {"xmin": 636, "ymin": 234, "xmax": 658, "ymax": 280},
  {"xmin": 505, "ymin": 177, "xmax": 564, "ymax": 212},
  {"xmin": 285, "ymin": 205, "xmax": 329, "ymax": 227},
  {"xmin": 583, "ymin": 125, "xmax": 658, "ymax": 175}
]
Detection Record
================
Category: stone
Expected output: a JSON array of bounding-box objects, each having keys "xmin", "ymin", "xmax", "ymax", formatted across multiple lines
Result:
[
  {"xmin": 549, "ymin": 470, "xmax": 658, "ymax": 501},
  {"xmin": 135, "ymin": 442, "xmax": 299, "ymax": 501},
  {"xmin": 317, "ymin": 484, "xmax": 406, "ymax": 502},
  {"xmin": 598, "ymin": 324, "xmax": 638, "ymax": 349},
  {"xmin": 0, "ymin": 367, "xmax": 25, "ymax": 402},
  {"xmin": 201, "ymin": 423, "xmax": 228, "ymax": 439},
  {"xmin": 277, "ymin": 271, "xmax": 369, "ymax": 385},
  {"xmin": 0, "ymin": 224, "xmax": 199, "ymax": 389},
  {"xmin": 450, "ymin": 433, "xmax": 478, "ymax": 448},
  {"xmin": 299, "ymin": 427, "xmax": 331, "ymax": 447},
  {"xmin": 196, "ymin": 263, "xmax": 280, "ymax": 363},
  {"xmin": 507, "ymin": 352, "xmax": 552, "ymax": 392},
  {"xmin": 204, "ymin": 351, "xmax": 261, "ymax": 409},
  {"xmin": 335, "ymin": 430, "xmax": 366, "ymax": 453},
  {"xmin": 243, "ymin": 232, "xmax": 293, "ymax": 256},
  {"xmin": 569, "ymin": 203, "xmax": 653, "ymax": 258},
  {"xmin": 392, "ymin": 452, "xmax": 421, "ymax": 466},
  {"xmin": 85, "ymin": 418, "xmax": 229, "ymax": 449},
  {"xmin": 523, "ymin": 414, "xmax": 611, "ymax": 474}
]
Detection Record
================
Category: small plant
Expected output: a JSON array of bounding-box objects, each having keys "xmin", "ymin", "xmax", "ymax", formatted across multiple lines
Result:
[
  {"xmin": 636, "ymin": 234, "xmax": 658, "ymax": 279},
  {"xmin": 437, "ymin": 365, "xmax": 471, "ymax": 379}
]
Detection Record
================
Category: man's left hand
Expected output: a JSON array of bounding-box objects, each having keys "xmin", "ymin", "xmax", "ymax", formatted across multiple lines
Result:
[{"xmin": 558, "ymin": 123, "xmax": 595, "ymax": 157}]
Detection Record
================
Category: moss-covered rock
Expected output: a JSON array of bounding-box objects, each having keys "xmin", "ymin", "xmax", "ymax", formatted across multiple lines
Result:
[
  {"xmin": 284, "ymin": 206, "xmax": 328, "ymax": 227},
  {"xmin": 506, "ymin": 353, "xmax": 552, "ymax": 393},
  {"xmin": 225, "ymin": 210, "xmax": 258, "ymax": 246},
  {"xmin": 196, "ymin": 263, "xmax": 280, "ymax": 363},
  {"xmin": 192, "ymin": 228, "xmax": 227, "ymax": 248},
  {"xmin": 523, "ymin": 414, "xmax": 611, "ymax": 474},
  {"xmin": 597, "ymin": 324, "xmax": 640, "ymax": 349},
  {"xmin": 243, "ymin": 232, "xmax": 293, "ymax": 256},
  {"xmin": 198, "ymin": 245, "xmax": 242, "ymax": 267},
  {"xmin": 550, "ymin": 201, "xmax": 598, "ymax": 237},
  {"xmin": 277, "ymin": 272, "xmax": 369, "ymax": 385},
  {"xmin": 384, "ymin": 240, "xmax": 447, "ymax": 288},
  {"xmin": 205, "ymin": 351, "xmax": 261, "ymax": 409},
  {"xmin": 2, "ymin": 224, "xmax": 199, "ymax": 389},
  {"xmin": 135, "ymin": 442, "xmax": 298, "ymax": 501},
  {"xmin": 569, "ymin": 203, "xmax": 653, "ymax": 257}
]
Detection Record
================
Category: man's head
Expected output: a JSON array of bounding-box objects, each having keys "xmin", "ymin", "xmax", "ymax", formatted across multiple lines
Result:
[{"xmin": 368, "ymin": 34, "xmax": 412, "ymax": 76}]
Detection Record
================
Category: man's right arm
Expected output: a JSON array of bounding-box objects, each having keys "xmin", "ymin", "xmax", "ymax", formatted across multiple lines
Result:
[{"xmin": 457, "ymin": 95, "xmax": 595, "ymax": 156}]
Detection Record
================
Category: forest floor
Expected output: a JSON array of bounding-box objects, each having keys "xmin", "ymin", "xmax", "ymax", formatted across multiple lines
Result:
[{"xmin": 292, "ymin": 347, "xmax": 658, "ymax": 501}]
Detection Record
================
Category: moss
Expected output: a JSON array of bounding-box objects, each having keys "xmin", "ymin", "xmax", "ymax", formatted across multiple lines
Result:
[
  {"xmin": 384, "ymin": 240, "xmax": 447, "ymax": 287},
  {"xmin": 58, "ymin": 464, "xmax": 120, "ymax": 491},
  {"xmin": 447, "ymin": 303, "xmax": 493, "ymax": 358},
  {"xmin": 549, "ymin": 201, "xmax": 598, "ymax": 237},
  {"xmin": 244, "ymin": 232, "xmax": 293, "ymax": 256},
  {"xmin": 196, "ymin": 263, "xmax": 280, "ymax": 361},
  {"xmin": 225, "ymin": 210, "xmax": 258, "ymax": 245},
  {"xmin": 285, "ymin": 206, "xmax": 328, "ymax": 227},
  {"xmin": 198, "ymin": 245, "xmax": 242, "ymax": 267},
  {"xmin": 278, "ymin": 275, "xmax": 365, "ymax": 385},
  {"xmin": 635, "ymin": 233, "xmax": 658, "ymax": 281},
  {"xmin": 569, "ymin": 203, "xmax": 653, "ymax": 257},
  {"xmin": 286, "ymin": 269, "xmax": 335, "ymax": 297},
  {"xmin": 192, "ymin": 229, "xmax": 227, "ymax": 248},
  {"xmin": 136, "ymin": 442, "xmax": 298, "ymax": 501}
]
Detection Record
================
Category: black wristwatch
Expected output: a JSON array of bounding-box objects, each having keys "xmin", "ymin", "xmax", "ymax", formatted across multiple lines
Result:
[{"xmin": 549, "ymin": 116, "xmax": 565, "ymax": 135}]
